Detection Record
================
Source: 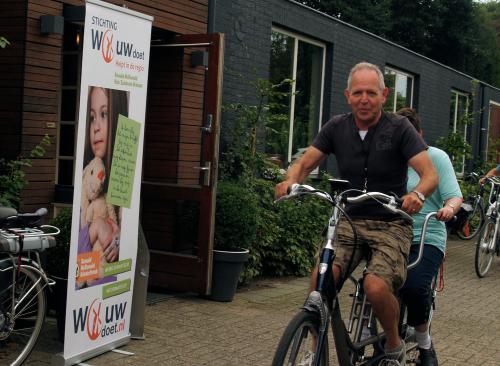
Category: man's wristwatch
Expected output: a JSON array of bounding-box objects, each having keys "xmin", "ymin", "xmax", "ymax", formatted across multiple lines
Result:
[{"xmin": 412, "ymin": 190, "xmax": 426, "ymax": 202}]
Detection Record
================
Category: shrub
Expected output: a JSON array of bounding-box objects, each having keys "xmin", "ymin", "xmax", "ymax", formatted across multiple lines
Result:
[
  {"xmin": 250, "ymin": 178, "xmax": 331, "ymax": 278},
  {"xmin": 214, "ymin": 181, "xmax": 259, "ymax": 252},
  {"xmin": 0, "ymin": 135, "xmax": 51, "ymax": 209}
]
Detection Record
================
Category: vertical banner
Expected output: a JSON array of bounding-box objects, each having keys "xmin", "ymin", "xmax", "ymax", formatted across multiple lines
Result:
[{"xmin": 55, "ymin": 0, "xmax": 152, "ymax": 364}]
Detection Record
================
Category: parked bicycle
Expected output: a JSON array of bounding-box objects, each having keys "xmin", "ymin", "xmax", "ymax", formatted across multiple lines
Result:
[
  {"xmin": 451, "ymin": 172, "xmax": 486, "ymax": 240},
  {"xmin": 474, "ymin": 176, "xmax": 500, "ymax": 278},
  {"xmin": 0, "ymin": 206, "xmax": 59, "ymax": 366},
  {"xmin": 272, "ymin": 180, "xmax": 441, "ymax": 366}
]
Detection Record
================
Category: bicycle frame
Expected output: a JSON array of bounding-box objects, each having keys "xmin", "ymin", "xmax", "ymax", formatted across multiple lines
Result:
[
  {"xmin": 485, "ymin": 181, "xmax": 500, "ymax": 250},
  {"xmin": 0, "ymin": 253, "xmax": 55, "ymax": 319},
  {"xmin": 0, "ymin": 211, "xmax": 59, "ymax": 366},
  {"xmin": 304, "ymin": 204, "xmax": 437, "ymax": 366}
]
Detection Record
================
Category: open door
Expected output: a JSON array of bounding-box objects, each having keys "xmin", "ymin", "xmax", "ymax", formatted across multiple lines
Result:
[
  {"xmin": 487, "ymin": 103, "xmax": 500, "ymax": 163},
  {"xmin": 141, "ymin": 33, "xmax": 223, "ymax": 295}
]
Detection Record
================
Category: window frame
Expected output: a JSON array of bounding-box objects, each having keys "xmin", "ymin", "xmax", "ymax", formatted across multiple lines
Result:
[
  {"xmin": 450, "ymin": 89, "xmax": 469, "ymax": 175},
  {"xmin": 56, "ymin": 24, "xmax": 83, "ymax": 188},
  {"xmin": 384, "ymin": 66, "xmax": 414, "ymax": 112},
  {"xmin": 485, "ymin": 100, "xmax": 500, "ymax": 162},
  {"xmin": 270, "ymin": 27, "xmax": 326, "ymax": 167}
]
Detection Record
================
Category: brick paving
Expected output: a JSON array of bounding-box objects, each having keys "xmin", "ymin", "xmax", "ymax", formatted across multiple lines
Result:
[{"xmin": 26, "ymin": 236, "xmax": 500, "ymax": 365}]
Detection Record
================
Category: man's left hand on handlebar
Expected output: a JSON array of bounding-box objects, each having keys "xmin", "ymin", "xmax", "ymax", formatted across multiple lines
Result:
[{"xmin": 401, "ymin": 192, "xmax": 424, "ymax": 214}]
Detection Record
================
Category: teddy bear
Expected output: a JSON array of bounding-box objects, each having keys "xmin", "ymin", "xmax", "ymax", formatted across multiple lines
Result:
[{"xmin": 80, "ymin": 157, "xmax": 118, "ymax": 279}]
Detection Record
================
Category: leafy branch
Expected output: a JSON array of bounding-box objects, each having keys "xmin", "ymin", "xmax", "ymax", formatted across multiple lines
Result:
[{"xmin": 0, "ymin": 135, "xmax": 51, "ymax": 208}]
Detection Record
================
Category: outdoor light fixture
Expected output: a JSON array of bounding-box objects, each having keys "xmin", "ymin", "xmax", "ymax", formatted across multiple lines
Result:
[
  {"xmin": 40, "ymin": 15, "xmax": 64, "ymax": 35},
  {"xmin": 190, "ymin": 51, "xmax": 209, "ymax": 68}
]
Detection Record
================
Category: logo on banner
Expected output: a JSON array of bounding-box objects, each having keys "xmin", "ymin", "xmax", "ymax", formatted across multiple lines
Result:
[
  {"xmin": 91, "ymin": 16, "xmax": 146, "ymax": 65},
  {"xmin": 73, "ymin": 298, "xmax": 127, "ymax": 340}
]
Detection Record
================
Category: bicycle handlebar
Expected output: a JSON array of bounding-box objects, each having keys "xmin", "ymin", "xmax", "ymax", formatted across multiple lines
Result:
[
  {"xmin": 408, "ymin": 211, "xmax": 438, "ymax": 270},
  {"xmin": 277, "ymin": 183, "xmax": 413, "ymax": 222}
]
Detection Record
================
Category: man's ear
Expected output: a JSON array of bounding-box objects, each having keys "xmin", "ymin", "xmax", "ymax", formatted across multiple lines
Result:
[
  {"xmin": 344, "ymin": 89, "xmax": 351, "ymax": 104},
  {"xmin": 381, "ymin": 87, "xmax": 389, "ymax": 103}
]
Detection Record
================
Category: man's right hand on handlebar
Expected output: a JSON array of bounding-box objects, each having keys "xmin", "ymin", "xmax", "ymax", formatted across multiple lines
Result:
[{"xmin": 275, "ymin": 180, "xmax": 295, "ymax": 199}]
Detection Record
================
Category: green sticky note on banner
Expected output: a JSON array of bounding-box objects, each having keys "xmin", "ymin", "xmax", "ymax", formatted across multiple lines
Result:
[{"xmin": 107, "ymin": 114, "xmax": 140, "ymax": 208}]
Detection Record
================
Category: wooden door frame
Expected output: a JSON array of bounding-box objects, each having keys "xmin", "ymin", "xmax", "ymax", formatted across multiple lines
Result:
[{"xmin": 142, "ymin": 33, "xmax": 224, "ymax": 295}]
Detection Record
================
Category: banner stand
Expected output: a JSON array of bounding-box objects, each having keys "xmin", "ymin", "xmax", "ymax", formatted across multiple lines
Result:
[
  {"xmin": 52, "ymin": 336, "xmax": 130, "ymax": 366},
  {"xmin": 60, "ymin": 0, "xmax": 153, "ymax": 363},
  {"xmin": 130, "ymin": 224, "xmax": 150, "ymax": 339}
]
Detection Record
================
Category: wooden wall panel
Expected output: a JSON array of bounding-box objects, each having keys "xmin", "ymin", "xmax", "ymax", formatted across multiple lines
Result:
[
  {"xmin": 1, "ymin": 0, "xmax": 209, "ymax": 214},
  {"xmin": 0, "ymin": 1, "xmax": 27, "ymax": 160}
]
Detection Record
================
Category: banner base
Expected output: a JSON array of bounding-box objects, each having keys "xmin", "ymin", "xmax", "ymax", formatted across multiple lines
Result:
[{"xmin": 51, "ymin": 335, "xmax": 131, "ymax": 366}]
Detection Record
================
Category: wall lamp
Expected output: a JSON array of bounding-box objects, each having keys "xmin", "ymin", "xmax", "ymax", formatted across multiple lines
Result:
[{"xmin": 40, "ymin": 15, "xmax": 64, "ymax": 35}]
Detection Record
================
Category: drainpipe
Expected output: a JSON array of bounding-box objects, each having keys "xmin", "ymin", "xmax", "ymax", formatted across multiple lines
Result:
[{"xmin": 208, "ymin": 0, "xmax": 216, "ymax": 33}]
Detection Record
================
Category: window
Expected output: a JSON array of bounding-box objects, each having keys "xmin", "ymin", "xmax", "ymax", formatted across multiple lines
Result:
[
  {"xmin": 449, "ymin": 90, "xmax": 469, "ymax": 174},
  {"xmin": 486, "ymin": 102, "xmax": 500, "ymax": 163},
  {"xmin": 384, "ymin": 67, "xmax": 414, "ymax": 112},
  {"xmin": 56, "ymin": 23, "xmax": 82, "ymax": 191},
  {"xmin": 267, "ymin": 28, "xmax": 325, "ymax": 167}
]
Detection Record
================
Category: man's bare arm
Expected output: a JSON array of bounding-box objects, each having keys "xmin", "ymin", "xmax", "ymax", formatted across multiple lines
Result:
[{"xmin": 275, "ymin": 146, "xmax": 326, "ymax": 197}]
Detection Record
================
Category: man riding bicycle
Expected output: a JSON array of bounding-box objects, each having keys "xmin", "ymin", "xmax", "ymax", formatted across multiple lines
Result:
[
  {"xmin": 481, "ymin": 164, "xmax": 500, "ymax": 184},
  {"xmin": 275, "ymin": 62, "xmax": 438, "ymax": 365}
]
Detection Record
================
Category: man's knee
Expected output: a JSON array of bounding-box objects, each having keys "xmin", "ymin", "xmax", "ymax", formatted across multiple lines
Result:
[{"xmin": 363, "ymin": 273, "xmax": 391, "ymax": 302}]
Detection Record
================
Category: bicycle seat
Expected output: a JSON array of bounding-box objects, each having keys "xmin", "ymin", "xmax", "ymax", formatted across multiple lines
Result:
[
  {"xmin": 328, "ymin": 178, "xmax": 351, "ymax": 193},
  {"xmin": 0, "ymin": 208, "xmax": 47, "ymax": 229},
  {"xmin": 0, "ymin": 206, "xmax": 17, "ymax": 221}
]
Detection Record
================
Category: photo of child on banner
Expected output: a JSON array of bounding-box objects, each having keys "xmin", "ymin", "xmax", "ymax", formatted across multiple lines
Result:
[{"xmin": 77, "ymin": 86, "xmax": 129, "ymax": 289}]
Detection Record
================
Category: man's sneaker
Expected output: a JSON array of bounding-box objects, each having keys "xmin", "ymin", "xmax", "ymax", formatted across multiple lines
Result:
[
  {"xmin": 380, "ymin": 339, "xmax": 406, "ymax": 366},
  {"xmin": 298, "ymin": 350, "xmax": 315, "ymax": 366},
  {"xmin": 418, "ymin": 342, "xmax": 438, "ymax": 366}
]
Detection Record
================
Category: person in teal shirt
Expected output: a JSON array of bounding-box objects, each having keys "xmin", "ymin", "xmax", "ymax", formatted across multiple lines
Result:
[{"xmin": 397, "ymin": 108, "xmax": 463, "ymax": 366}]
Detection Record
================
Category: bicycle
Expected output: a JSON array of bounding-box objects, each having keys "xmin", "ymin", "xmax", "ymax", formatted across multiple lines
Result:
[
  {"xmin": 474, "ymin": 176, "xmax": 500, "ymax": 278},
  {"xmin": 272, "ymin": 180, "xmax": 441, "ymax": 366},
  {"xmin": 453, "ymin": 172, "xmax": 486, "ymax": 240},
  {"xmin": 0, "ymin": 206, "xmax": 60, "ymax": 366}
]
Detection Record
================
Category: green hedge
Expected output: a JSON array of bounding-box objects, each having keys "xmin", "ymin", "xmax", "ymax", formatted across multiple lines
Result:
[{"xmin": 215, "ymin": 177, "xmax": 331, "ymax": 284}]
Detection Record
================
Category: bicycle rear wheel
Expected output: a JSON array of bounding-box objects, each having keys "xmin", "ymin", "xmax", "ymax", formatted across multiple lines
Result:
[
  {"xmin": 272, "ymin": 310, "xmax": 329, "ymax": 366},
  {"xmin": 457, "ymin": 200, "xmax": 484, "ymax": 240},
  {"xmin": 475, "ymin": 220, "xmax": 496, "ymax": 278},
  {"xmin": 0, "ymin": 266, "xmax": 46, "ymax": 366}
]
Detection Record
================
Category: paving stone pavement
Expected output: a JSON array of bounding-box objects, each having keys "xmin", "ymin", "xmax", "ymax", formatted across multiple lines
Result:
[{"xmin": 26, "ymin": 236, "xmax": 500, "ymax": 365}]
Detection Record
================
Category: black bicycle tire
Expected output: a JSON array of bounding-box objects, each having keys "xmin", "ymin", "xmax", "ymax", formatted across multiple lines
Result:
[
  {"xmin": 272, "ymin": 310, "xmax": 329, "ymax": 366},
  {"xmin": 0, "ymin": 266, "xmax": 47, "ymax": 366},
  {"xmin": 475, "ymin": 220, "xmax": 496, "ymax": 277},
  {"xmin": 457, "ymin": 200, "xmax": 485, "ymax": 240}
]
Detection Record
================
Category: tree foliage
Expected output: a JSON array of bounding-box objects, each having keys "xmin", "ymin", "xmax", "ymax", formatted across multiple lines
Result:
[{"xmin": 300, "ymin": 0, "xmax": 500, "ymax": 87}]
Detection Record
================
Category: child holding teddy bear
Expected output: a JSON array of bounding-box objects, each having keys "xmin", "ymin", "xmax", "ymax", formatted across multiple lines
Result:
[{"xmin": 77, "ymin": 86, "xmax": 128, "ymax": 288}]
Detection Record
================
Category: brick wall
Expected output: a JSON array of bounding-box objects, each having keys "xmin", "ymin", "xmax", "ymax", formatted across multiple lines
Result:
[{"xmin": 213, "ymin": 0, "xmax": 500, "ymax": 169}]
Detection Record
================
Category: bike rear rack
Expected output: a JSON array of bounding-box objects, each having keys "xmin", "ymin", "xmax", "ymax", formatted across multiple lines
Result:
[{"xmin": 0, "ymin": 225, "xmax": 59, "ymax": 253}]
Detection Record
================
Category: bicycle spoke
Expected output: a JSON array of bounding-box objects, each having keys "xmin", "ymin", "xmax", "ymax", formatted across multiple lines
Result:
[
  {"xmin": 475, "ymin": 221, "xmax": 495, "ymax": 277},
  {"xmin": 0, "ymin": 267, "xmax": 46, "ymax": 366}
]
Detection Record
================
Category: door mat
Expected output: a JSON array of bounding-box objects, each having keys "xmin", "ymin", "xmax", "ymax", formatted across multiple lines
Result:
[{"xmin": 146, "ymin": 292, "xmax": 175, "ymax": 305}]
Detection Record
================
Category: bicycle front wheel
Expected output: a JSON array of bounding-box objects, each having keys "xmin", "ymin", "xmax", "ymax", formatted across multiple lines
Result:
[
  {"xmin": 457, "ymin": 199, "xmax": 484, "ymax": 240},
  {"xmin": 0, "ymin": 266, "xmax": 47, "ymax": 366},
  {"xmin": 475, "ymin": 220, "xmax": 496, "ymax": 278},
  {"xmin": 272, "ymin": 310, "xmax": 329, "ymax": 366}
]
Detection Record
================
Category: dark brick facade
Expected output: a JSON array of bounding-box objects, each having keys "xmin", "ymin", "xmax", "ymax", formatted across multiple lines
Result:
[{"xmin": 213, "ymin": 0, "xmax": 500, "ymax": 170}]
